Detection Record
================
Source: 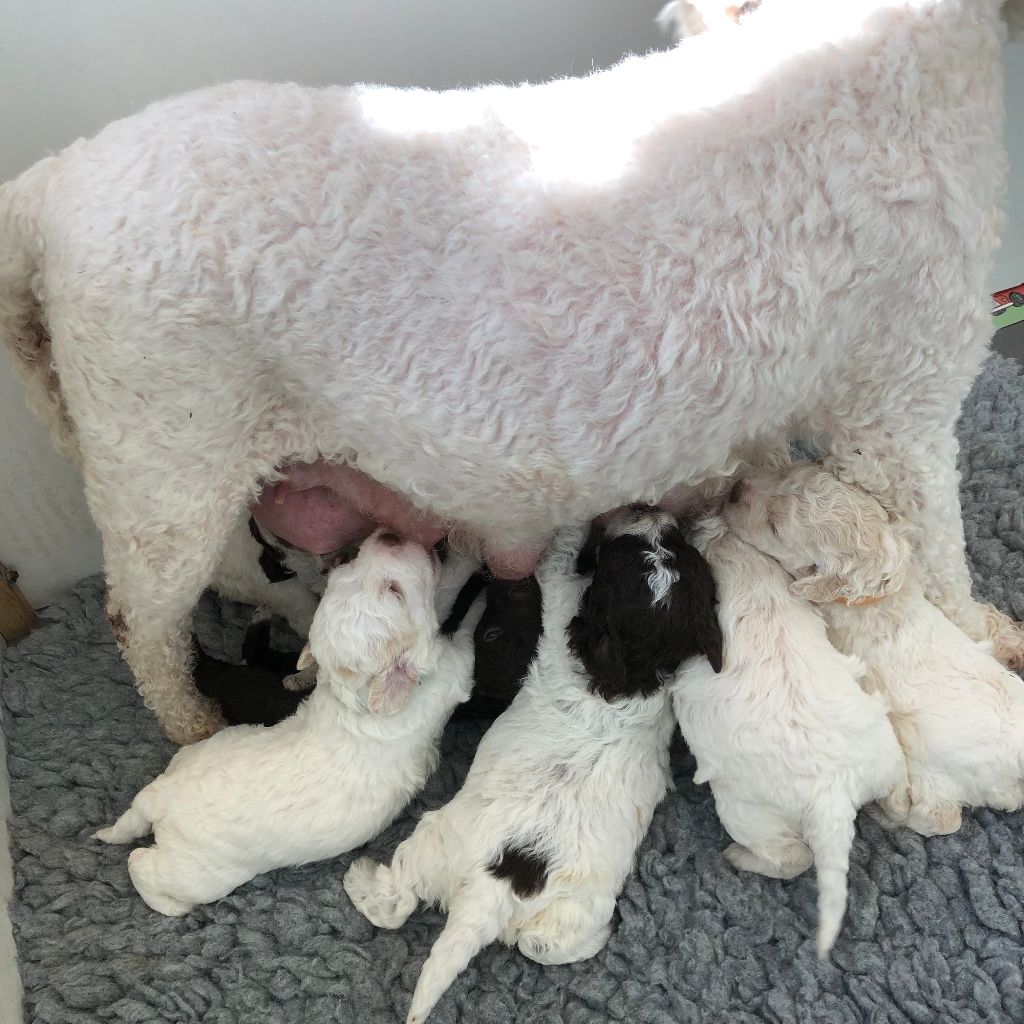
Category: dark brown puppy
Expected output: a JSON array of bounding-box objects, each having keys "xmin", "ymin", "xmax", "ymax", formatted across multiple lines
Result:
[
  {"xmin": 193, "ymin": 612, "xmax": 312, "ymax": 727},
  {"xmin": 441, "ymin": 573, "xmax": 543, "ymax": 722}
]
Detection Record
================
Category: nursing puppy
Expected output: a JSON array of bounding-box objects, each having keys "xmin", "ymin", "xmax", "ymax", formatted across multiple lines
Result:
[
  {"xmin": 192, "ymin": 608, "xmax": 310, "ymax": 728},
  {"xmin": 208, "ymin": 515, "xmax": 322, "ymax": 637},
  {"xmin": 725, "ymin": 463, "xmax": 1024, "ymax": 836},
  {"xmin": 344, "ymin": 510, "xmax": 722, "ymax": 1024},
  {"xmin": 94, "ymin": 531, "xmax": 478, "ymax": 916},
  {"xmin": 671, "ymin": 514, "xmax": 908, "ymax": 957},
  {"xmin": 441, "ymin": 573, "xmax": 543, "ymax": 721}
]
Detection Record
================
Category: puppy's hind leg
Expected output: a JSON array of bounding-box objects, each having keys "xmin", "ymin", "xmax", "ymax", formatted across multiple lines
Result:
[
  {"xmin": 126, "ymin": 848, "xmax": 194, "ymax": 917},
  {"xmin": 876, "ymin": 781, "xmax": 912, "ymax": 827},
  {"xmin": 406, "ymin": 878, "xmax": 506, "ymax": 1024},
  {"xmin": 344, "ymin": 857, "xmax": 419, "ymax": 930},
  {"xmin": 344, "ymin": 817, "xmax": 447, "ymax": 929},
  {"xmin": 517, "ymin": 894, "xmax": 613, "ymax": 965},
  {"xmin": 93, "ymin": 803, "xmax": 152, "ymax": 844},
  {"xmin": 905, "ymin": 800, "xmax": 962, "ymax": 837},
  {"xmin": 723, "ymin": 839, "xmax": 813, "ymax": 880}
]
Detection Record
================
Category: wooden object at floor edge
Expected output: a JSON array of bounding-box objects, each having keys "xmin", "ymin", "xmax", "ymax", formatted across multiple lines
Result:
[{"xmin": 0, "ymin": 563, "xmax": 37, "ymax": 644}]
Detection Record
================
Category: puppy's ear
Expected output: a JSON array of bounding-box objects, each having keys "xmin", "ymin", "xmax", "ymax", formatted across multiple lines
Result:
[
  {"xmin": 575, "ymin": 521, "xmax": 606, "ymax": 575},
  {"xmin": 789, "ymin": 567, "xmax": 846, "ymax": 605},
  {"xmin": 569, "ymin": 617, "xmax": 630, "ymax": 699},
  {"xmin": 367, "ymin": 659, "xmax": 418, "ymax": 715},
  {"xmin": 676, "ymin": 556, "xmax": 725, "ymax": 673},
  {"xmin": 296, "ymin": 643, "xmax": 316, "ymax": 671},
  {"xmin": 700, "ymin": 608, "xmax": 725, "ymax": 673},
  {"xmin": 790, "ymin": 519, "xmax": 909, "ymax": 606}
]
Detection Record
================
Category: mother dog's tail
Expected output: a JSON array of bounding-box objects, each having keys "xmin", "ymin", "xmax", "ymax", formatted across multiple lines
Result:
[{"xmin": 0, "ymin": 157, "xmax": 78, "ymax": 460}]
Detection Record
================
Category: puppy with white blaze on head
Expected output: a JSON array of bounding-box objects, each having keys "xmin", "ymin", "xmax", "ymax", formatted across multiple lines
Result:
[
  {"xmin": 670, "ymin": 514, "xmax": 908, "ymax": 957},
  {"xmin": 724, "ymin": 462, "xmax": 1024, "ymax": 837},
  {"xmin": 343, "ymin": 510, "xmax": 723, "ymax": 1024},
  {"xmin": 93, "ymin": 531, "xmax": 480, "ymax": 916}
]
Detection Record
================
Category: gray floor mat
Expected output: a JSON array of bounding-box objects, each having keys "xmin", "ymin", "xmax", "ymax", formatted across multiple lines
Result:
[{"xmin": 3, "ymin": 355, "xmax": 1023, "ymax": 1024}]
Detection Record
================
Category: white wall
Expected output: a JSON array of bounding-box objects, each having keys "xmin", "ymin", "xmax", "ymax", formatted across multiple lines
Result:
[
  {"xmin": 0, "ymin": 0, "xmax": 666, "ymax": 607},
  {"xmin": 995, "ymin": 39, "xmax": 1024, "ymax": 291},
  {"xmin": 0, "ymin": 5, "xmax": 1021, "ymax": 606}
]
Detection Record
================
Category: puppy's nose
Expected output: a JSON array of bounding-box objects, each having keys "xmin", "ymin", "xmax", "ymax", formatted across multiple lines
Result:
[
  {"xmin": 728, "ymin": 479, "xmax": 747, "ymax": 504},
  {"xmin": 376, "ymin": 532, "xmax": 403, "ymax": 548}
]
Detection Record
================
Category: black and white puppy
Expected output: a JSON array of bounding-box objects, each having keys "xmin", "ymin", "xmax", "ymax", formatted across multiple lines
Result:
[
  {"xmin": 344, "ymin": 510, "xmax": 723, "ymax": 1024},
  {"xmin": 193, "ymin": 609, "xmax": 313, "ymax": 727},
  {"xmin": 209, "ymin": 516, "xmax": 323, "ymax": 637},
  {"xmin": 570, "ymin": 505, "xmax": 724, "ymax": 699}
]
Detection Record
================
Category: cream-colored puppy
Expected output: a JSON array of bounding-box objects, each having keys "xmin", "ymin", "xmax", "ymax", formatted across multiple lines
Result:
[
  {"xmin": 725, "ymin": 463, "xmax": 1024, "ymax": 836},
  {"xmin": 672, "ymin": 514, "xmax": 907, "ymax": 956}
]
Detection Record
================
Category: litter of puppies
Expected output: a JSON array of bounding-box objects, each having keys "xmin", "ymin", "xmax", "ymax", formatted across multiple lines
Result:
[{"xmin": 92, "ymin": 459, "xmax": 1024, "ymax": 1022}]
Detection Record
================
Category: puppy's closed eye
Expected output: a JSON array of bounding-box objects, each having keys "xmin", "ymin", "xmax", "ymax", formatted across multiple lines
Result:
[{"xmin": 385, "ymin": 580, "xmax": 405, "ymax": 601}]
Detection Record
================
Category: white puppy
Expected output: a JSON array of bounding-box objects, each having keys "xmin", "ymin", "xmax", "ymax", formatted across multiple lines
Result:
[
  {"xmin": 724, "ymin": 463, "xmax": 1024, "ymax": 836},
  {"xmin": 94, "ymin": 530, "xmax": 479, "ymax": 916},
  {"xmin": 344, "ymin": 510, "xmax": 723, "ymax": 1024},
  {"xmin": 671, "ymin": 514, "xmax": 908, "ymax": 957}
]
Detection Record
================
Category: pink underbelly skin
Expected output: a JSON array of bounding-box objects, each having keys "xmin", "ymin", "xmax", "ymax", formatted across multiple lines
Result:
[{"xmin": 249, "ymin": 460, "xmax": 541, "ymax": 579}]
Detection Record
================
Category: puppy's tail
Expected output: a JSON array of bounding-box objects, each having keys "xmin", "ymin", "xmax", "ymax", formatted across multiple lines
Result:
[
  {"xmin": 93, "ymin": 803, "xmax": 152, "ymax": 845},
  {"xmin": 406, "ymin": 877, "xmax": 507, "ymax": 1024},
  {"xmin": 0, "ymin": 157, "xmax": 78, "ymax": 460},
  {"xmin": 803, "ymin": 797, "xmax": 856, "ymax": 958}
]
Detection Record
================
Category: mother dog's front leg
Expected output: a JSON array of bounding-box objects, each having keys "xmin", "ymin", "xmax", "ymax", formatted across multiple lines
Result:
[{"xmin": 826, "ymin": 423, "xmax": 1024, "ymax": 670}]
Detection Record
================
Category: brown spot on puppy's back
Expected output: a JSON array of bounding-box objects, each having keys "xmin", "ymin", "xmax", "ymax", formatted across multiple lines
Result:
[{"xmin": 489, "ymin": 843, "xmax": 549, "ymax": 898}]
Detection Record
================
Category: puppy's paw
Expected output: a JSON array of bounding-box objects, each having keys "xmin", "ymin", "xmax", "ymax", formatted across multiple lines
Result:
[
  {"xmin": 518, "ymin": 922, "xmax": 610, "ymax": 966},
  {"xmin": 907, "ymin": 801, "xmax": 962, "ymax": 837},
  {"xmin": 283, "ymin": 665, "xmax": 318, "ymax": 693},
  {"xmin": 877, "ymin": 785, "xmax": 911, "ymax": 825},
  {"xmin": 344, "ymin": 858, "xmax": 415, "ymax": 929},
  {"xmin": 127, "ymin": 848, "xmax": 193, "ymax": 917},
  {"xmin": 724, "ymin": 841, "xmax": 812, "ymax": 880},
  {"xmin": 982, "ymin": 604, "xmax": 1024, "ymax": 673}
]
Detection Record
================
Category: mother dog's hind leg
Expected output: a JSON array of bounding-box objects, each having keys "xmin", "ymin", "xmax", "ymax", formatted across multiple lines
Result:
[
  {"xmin": 827, "ymin": 421, "xmax": 1024, "ymax": 670},
  {"xmin": 95, "ymin": 462, "xmax": 259, "ymax": 744}
]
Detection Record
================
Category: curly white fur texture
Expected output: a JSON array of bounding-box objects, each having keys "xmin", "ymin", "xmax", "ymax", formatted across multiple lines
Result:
[
  {"xmin": 724, "ymin": 463, "xmax": 1024, "ymax": 837},
  {"xmin": 671, "ymin": 514, "xmax": 908, "ymax": 957},
  {"xmin": 343, "ymin": 525, "xmax": 680, "ymax": 1024},
  {"xmin": 1, "ymin": 0, "xmax": 1019, "ymax": 742},
  {"xmin": 92, "ymin": 534, "xmax": 480, "ymax": 916}
]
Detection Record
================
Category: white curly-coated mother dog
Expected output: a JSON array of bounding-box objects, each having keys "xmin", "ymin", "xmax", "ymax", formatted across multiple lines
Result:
[{"xmin": 1, "ymin": 0, "xmax": 1021, "ymax": 743}]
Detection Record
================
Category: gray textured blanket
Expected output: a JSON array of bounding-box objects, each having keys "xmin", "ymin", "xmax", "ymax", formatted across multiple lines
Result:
[{"xmin": 3, "ymin": 354, "xmax": 1023, "ymax": 1024}]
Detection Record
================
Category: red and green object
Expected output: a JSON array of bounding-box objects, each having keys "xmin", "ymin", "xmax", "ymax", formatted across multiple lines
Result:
[{"xmin": 993, "ymin": 282, "xmax": 1024, "ymax": 328}]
